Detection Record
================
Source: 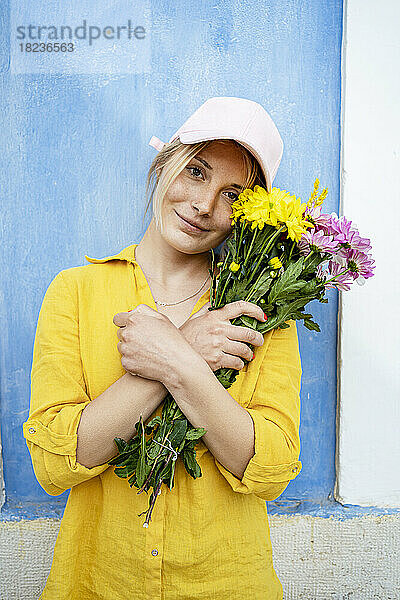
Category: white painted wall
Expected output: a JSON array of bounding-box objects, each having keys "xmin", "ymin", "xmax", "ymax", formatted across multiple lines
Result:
[{"xmin": 337, "ymin": 0, "xmax": 400, "ymax": 506}]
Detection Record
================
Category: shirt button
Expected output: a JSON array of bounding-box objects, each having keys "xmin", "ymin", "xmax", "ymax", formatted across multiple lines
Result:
[
  {"xmin": 28, "ymin": 427, "xmax": 36, "ymax": 434},
  {"xmin": 292, "ymin": 466, "xmax": 298, "ymax": 473},
  {"xmin": 151, "ymin": 549, "xmax": 158, "ymax": 556}
]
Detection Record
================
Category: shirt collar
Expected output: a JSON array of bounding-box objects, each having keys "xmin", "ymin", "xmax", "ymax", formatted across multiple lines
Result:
[{"xmin": 84, "ymin": 243, "xmax": 139, "ymax": 265}]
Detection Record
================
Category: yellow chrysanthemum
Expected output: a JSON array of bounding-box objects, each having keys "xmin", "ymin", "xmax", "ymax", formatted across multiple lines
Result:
[{"xmin": 230, "ymin": 185, "xmax": 312, "ymax": 241}]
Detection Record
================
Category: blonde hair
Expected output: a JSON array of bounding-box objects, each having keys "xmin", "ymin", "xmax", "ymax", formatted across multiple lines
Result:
[{"xmin": 142, "ymin": 138, "xmax": 266, "ymax": 237}]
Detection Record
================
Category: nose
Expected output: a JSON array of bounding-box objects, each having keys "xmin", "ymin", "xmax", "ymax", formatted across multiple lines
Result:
[{"xmin": 191, "ymin": 190, "xmax": 217, "ymax": 216}]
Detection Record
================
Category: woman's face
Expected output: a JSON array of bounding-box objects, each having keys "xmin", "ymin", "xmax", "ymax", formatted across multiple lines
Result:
[{"xmin": 159, "ymin": 140, "xmax": 248, "ymax": 255}]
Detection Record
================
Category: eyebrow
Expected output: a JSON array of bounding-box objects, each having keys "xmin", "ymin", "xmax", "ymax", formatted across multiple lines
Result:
[{"xmin": 193, "ymin": 156, "xmax": 243, "ymax": 190}]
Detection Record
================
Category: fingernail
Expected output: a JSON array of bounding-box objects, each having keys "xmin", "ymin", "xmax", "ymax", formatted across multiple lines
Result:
[
  {"xmin": 263, "ymin": 313, "xmax": 268, "ymax": 320},
  {"xmin": 252, "ymin": 353, "xmax": 255, "ymax": 359}
]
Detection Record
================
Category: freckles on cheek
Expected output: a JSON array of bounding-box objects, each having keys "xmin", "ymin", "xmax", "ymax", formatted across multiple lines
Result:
[
  {"xmin": 169, "ymin": 178, "xmax": 192, "ymax": 201},
  {"xmin": 215, "ymin": 217, "xmax": 233, "ymax": 238}
]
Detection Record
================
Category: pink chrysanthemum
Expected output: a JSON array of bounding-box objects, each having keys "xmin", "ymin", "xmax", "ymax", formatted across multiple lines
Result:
[
  {"xmin": 346, "ymin": 249, "xmax": 375, "ymax": 281},
  {"xmin": 325, "ymin": 260, "xmax": 354, "ymax": 291},
  {"xmin": 304, "ymin": 205, "xmax": 334, "ymax": 232},
  {"xmin": 321, "ymin": 215, "xmax": 372, "ymax": 254},
  {"xmin": 298, "ymin": 229, "xmax": 339, "ymax": 256},
  {"xmin": 327, "ymin": 216, "xmax": 353, "ymax": 244}
]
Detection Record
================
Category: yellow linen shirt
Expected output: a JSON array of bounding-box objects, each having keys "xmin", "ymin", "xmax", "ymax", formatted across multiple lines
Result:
[{"xmin": 23, "ymin": 243, "xmax": 303, "ymax": 600}]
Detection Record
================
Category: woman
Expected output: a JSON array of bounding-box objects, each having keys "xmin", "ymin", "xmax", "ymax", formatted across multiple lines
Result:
[{"xmin": 23, "ymin": 96, "xmax": 302, "ymax": 599}]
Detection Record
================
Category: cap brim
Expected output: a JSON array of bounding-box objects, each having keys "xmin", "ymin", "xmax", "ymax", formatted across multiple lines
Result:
[{"xmin": 173, "ymin": 131, "xmax": 273, "ymax": 192}]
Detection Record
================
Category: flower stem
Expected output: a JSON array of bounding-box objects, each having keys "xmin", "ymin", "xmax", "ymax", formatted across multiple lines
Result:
[
  {"xmin": 136, "ymin": 422, "xmax": 174, "ymax": 494},
  {"xmin": 245, "ymin": 226, "xmax": 285, "ymax": 289},
  {"xmin": 287, "ymin": 240, "xmax": 296, "ymax": 262},
  {"xmin": 214, "ymin": 247, "xmax": 232, "ymax": 307},
  {"xmin": 245, "ymin": 268, "xmax": 268, "ymax": 302},
  {"xmin": 242, "ymin": 227, "xmax": 258, "ymax": 270},
  {"xmin": 235, "ymin": 220, "xmax": 246, "ymax": 263},
  {"xmin": 216, "ymin": 272, "xmax": 232, "ymax": 308},
  {"xmin": 325, "ymin": 267, "xmax": 351, "ymax": 285},
  {"xmin": 139, "ymin": 451, "xmax": 174, "ymax": 527}
]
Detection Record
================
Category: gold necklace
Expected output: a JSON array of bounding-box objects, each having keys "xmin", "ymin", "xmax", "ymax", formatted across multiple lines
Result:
[
  {"xmin": 147, "ymin": 251, "xmax": 212, "ymax": 307},
  {"xmin": 154, "ymin": 273, "xmax": 210, "ymax": 307}
]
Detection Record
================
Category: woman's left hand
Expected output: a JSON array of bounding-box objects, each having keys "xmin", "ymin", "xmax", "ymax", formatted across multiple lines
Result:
[{"xmin": 113, "ymin": 304, "xmax": 190, "ymax": 383}]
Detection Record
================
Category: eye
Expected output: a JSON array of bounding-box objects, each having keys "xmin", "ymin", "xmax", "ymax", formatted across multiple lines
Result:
[
  {"xmin": 186, "ymin": 165, "xmax": 240, "ymax": 203},
  {"xmin": 186, "ymin": 165, "xmax": 204, "ymax": 179},
  {"xmin": 224, "ymin": 191, "xmax": 240, "ymax": 203}
]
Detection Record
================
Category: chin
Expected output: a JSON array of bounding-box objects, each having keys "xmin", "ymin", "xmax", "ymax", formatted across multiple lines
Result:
[{"xmin": 173, "ymin": 234, "xmax": 209, "ymax": 254}]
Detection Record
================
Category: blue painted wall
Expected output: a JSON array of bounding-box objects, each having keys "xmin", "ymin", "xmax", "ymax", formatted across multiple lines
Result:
[{"xmin": 1, "ymin": 0, "xmax": 344, "ymax": 515}]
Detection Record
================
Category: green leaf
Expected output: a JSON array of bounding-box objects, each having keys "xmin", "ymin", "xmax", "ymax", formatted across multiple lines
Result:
[
  {"xmin": 183, "ymin": 439, "xmax": 196, "ymax": 452},
  {"xmin": 146, "ymin": 442, "xmax": 161, "ymax": 460},
  {"xmin": 268, "ymin": 257, "xmax": 305, "ymax": 303},
  {"xmin": 134, "ymin": 419, "xmax": 143, "ymax": 435},
  {"xmin": 145, "ymin": 415, "xmax": 162, "ymax": 435},
  {"xmin": 258, "ymin": 297, "xmax": 309, "ymax": 332},
  {"xmin": 237, "ymin": 315, "xmax": 259, "ymax": 329},
  {"xmin": 114, "ymin": 465, "xmax": 129, "ymax": 479},
  {"xmin": 135, "ymin": 453, "xmax": 147, "ymax": 488},
  {"xmin": 136, "ymin": 416, "xmax": 147, "ymax": 489},
  {"xmin": 251, "ymin": 272, "xmax": 273, "ymax": 294},
  {"xmin": 108, "ymin": 447, "xmax": 139, "ymax": 466},
  {"xmin": 126, "ymin": 436, "xmax": 141, "ymax": 450},
  {"xmin": 303, "ymin": 319, "xmax": 321, "ymax": 332},
  {"xmin": 298, "ymin": 279, "xmax": 320, "ymax": 296},
  {"xmin": 168, "ymin": 419, "xmax": 188, "ymax": 449},
  {"xmin": 269, "ymin": 279, "xmax": 308, "ymax": 304},
  {"xmin": 215, "ymin": 367, "xmax": 239, "ymax": 388},
  {"xmin": 113, "ymin": 437, "xmax": 127, "ymax": 453},
  {"xmin": 185, "ymin": 427, "xmax": 207, "ymax": 441},
  {"xmin": 128, "ymin": 473, "xmax": 137, "ymax": 487},
  {"xmin": 168, "ymin": 459, "xmax": 177, "ymax": 490},
  {"xmin": 302, "ymin": 253, "xmax": 324, "ymax": 275},
  {"xmin": 182, "ymin": 449, "xmax": 202, "ymax": 479},
  {"xmin": 158, "ymin": 461, "xmax": 173, "ymax": 482},
  {"xmin": 232, "ymin": 280, "xmax": 251, "ymax": 298},
  {"xmin": 224, "ymin": 288, "xmax": 237, "ymax": 303},
  {"xmin": 177, "ymin": 437, "xmax": 187, "ymax": 453}
]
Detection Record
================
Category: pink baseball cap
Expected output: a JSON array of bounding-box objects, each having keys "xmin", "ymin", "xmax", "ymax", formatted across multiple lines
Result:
[{"xmin": 148, "ymin": 96, "xmax": 283, "ymax": 192}]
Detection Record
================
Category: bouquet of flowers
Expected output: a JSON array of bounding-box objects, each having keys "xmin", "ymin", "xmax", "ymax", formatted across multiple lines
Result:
[{"xmin": 108, "ymin": 179, "xmax": 375, "ymax": 527}]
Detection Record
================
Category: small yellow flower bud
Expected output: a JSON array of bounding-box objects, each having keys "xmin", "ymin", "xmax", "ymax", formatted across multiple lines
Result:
[
  {"xmin": 270, "ymin": 270, "xmax": 276, "ymax": 278},
  {"xmin": 316, "ymin": 187, "xmax": 328, "ymax": 206},
  {"xmin": 229, "ymin": 261, "xmax": 240, "ymax": 272},
  {"xmin": 269, "ymin": 257, "xmax": 283, "ymax": 269},
  {"xmin": 260, "ymin": 298, "xmax": 266, "ymax": 304},
  {"xmin": 307, "ymin": 178, "xmax": 320, "ymax": 208},
  {"xmin": 216, "ymin": 261, "xmax": 223, "ymax": 267}
]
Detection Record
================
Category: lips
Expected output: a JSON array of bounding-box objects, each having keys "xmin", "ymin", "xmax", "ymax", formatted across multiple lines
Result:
[{"xmin": 175, "ymin": 211, "xmax": 209, "ymax": 231}]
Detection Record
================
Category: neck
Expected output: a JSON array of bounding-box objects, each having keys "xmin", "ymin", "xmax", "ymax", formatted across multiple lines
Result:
[{"xmin": 135, "ymin": 219, "xmax": 212, "ymax": 288}]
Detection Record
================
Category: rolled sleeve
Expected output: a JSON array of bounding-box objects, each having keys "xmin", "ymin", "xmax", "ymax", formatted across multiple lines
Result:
[
  {"xmin": 214, "ymin": 320, "xmax": 303, "ymax": 501},
  {"xmin": 22, "ymin": 271, "xmax": 110, "ymax": 496}
]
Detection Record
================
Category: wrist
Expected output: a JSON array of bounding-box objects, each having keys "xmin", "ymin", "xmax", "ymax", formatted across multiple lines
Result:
[{"xmin": 161, "ymin": 342, "xmax": 208, "ymax": 392}]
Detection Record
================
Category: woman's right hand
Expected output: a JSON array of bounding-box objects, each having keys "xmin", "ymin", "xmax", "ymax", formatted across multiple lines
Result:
[{"xmin": 179, "ymin": 300, "xmax": 266, "ymax": 371}]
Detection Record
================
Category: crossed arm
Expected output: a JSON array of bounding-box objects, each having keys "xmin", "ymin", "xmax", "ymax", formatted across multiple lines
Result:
[
  {"xmin": 75, "ymin": 303, "xmax": 259, "ymax": 476},
  {"xmin": 23, "ymin": 271, "xmax": 302, "ymax": 499}
]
